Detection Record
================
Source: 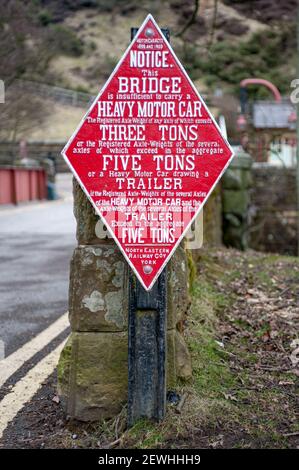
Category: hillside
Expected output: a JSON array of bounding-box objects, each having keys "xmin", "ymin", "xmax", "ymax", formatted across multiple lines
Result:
[
  {"xmin": 1, "ymin": 0, "xmax": 296, "ymax": 142},
  {"xmin": 40, "ymin": 0, "xmax": 296, "ymax": 98}
]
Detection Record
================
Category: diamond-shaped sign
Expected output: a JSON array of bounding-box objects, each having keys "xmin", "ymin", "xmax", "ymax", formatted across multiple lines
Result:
[{"xmin": 62, "ymin": 14, "xmax": 234, "ymax": 290}]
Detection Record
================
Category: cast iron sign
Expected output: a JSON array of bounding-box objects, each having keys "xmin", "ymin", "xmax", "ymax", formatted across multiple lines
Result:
[{"xmin": 62, "ymin": 14, "xmax": 234, "ymax": 290}]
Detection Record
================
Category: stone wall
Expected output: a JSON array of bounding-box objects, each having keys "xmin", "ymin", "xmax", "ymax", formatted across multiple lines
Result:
[
  {"xmin": 58, "ymin": 180, "xmax": 192, "ymax": 422},
  {"xmin": 203, "ymin": 186, "xmax": 222, "ymax": 247},
  {"xmin": 222, "ymin": 148, "xmax": 253, "ymax": 250},
  {"xmin": 249, "ymin": 166, "xmax": 297, "ymax": 255}
]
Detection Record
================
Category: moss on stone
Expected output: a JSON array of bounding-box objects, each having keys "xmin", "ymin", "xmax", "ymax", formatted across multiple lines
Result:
[
  {"xmin": 186, "ymin": 248, "xmax": 196, "ymax": 293},
  {"xmin": 203, "ymin": 187, "xmax": 222, "ymax": 246},
  {"xmin": 57, "ymin": 334, "xmax": 72, "ymax": 385}
]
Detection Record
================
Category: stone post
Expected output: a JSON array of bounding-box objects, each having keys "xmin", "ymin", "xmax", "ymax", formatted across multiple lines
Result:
[
  {"xmin": 57, "ymin": 180, "xmax": 192, "ymax": 421},
  {"xmin": 222, "ymin": 147, "xmax": 253, "ymax": 250}
]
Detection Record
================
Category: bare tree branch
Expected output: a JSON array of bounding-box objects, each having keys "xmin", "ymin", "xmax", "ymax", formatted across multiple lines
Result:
[
  {"xmin": 208, "ymin": 0, "xmax": 218, "ymax": 48},
  {"xmin": 176, "ymin": 0, "xmax": 200, "ymax": 38}
]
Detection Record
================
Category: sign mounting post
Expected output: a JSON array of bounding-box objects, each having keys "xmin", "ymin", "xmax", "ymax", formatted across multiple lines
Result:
[
  {"xmin": 62, "ymin": 14, "xmax": 234, "ymax": 425},
  {"xmin": 127, "ymin": 23, "xmax": 170, "ymax": 428}
]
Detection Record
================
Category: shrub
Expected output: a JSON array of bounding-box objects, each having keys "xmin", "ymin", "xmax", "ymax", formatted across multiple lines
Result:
[
  {"xmin": 182, "ymin": 24, "xmax": 296, "ymax": 98},
  {"xmin": 47, "ymin": 25, "xmax": 84, "ymax": 57},
  {"xmin": 38, "ymin": 9, "xmax": 53, "ymax": 26}
]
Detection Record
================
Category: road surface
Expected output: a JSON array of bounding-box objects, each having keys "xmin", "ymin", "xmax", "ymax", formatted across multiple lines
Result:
[
  {"xmin": 0, "ymin": 174, "xmax": 76, "ymax": 356},
  {"xmin": 0, "ymin": 174, "xmax": 78, "ymax": 439}
]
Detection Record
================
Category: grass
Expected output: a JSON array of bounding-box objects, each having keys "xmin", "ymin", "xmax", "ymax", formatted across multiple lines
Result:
[
  {"xmin": 120, "ymin": 249, "xmax": 299, "ymax": 449},
  {"xmin": 118, "ymin": 254, "xmax": 241, "ymax": 448},
  {"xmin": 44, "ymin": 248, "xmax": 298, "ymax": 449}
]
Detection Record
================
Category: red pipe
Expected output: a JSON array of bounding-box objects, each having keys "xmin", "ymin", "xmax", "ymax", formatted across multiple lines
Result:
[{"xmin": 240, "ymin": 78, "xmax": 282, "ymax": 102}]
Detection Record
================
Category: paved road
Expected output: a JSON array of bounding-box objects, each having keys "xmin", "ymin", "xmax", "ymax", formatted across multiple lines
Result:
[{"xmin": 0, "ymin": 175, "xmax": 76, "ymax": 356}]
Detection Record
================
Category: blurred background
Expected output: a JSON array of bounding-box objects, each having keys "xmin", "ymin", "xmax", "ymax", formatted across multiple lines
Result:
[
  {"xmin": 0, "ymin": 1, "xmax": 298, "ymax": 449},
  {"xmin": 0, "ymin": 0, "xmax": 298, "ymax": 256}
]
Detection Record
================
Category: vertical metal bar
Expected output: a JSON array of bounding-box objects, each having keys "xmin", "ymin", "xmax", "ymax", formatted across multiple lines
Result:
[
  {"xmin": 128, "ymin": 269, "xmax": 167, "ymax": 426},
  {"xmin": 127, "ymin": 26, "xmax": 170, "ymax": 428}
]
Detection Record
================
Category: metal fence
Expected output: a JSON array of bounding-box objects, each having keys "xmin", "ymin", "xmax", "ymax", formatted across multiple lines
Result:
[{"xmin": 15, "ymin": 80, "xmax": 95, "ymax": 108}]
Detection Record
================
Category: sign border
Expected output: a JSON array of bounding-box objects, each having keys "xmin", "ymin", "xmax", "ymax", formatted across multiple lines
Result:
[{"xmin": 62, "ymin": 13, "xmax": 235, "ymax": 291}]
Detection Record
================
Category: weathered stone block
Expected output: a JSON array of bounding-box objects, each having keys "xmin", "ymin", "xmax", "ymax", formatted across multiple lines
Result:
[
  {"xmin": 222, "ymin": 149, "xmax": 252, "ymax": 250},
  {"xmin": 167, "ymin": 244, "xmax": 191, "ymax": 329},
  {"xmin": 73, "ymin": 179, "xmax": 103, "ymax": 245},
  {"xmin": 222, "ymin": 168, "xmax": 243, "ymax": 190},
  {"xmin": 58, "ymin": 332, "xmax": 128, "ymax": 421},
  {"xmin": 69, "ymin": 240, "xmax": 190, "ymax": 333},
  {"xmin": 223, "ymin": 224, "xmax": 247, "ymax": 251},
  {"xmin": 58, "ymin": 177, "xmax": 193, "ymax": 422},
  {"xmin": 167, "ymin": 329, "xmax": 192, "ymax": 384},
  {"xmin": 166, "ymin": 329, "xmax": 177, "ymax": 389},
  {"xmin": 202, "ymin": 186, "xmax": 222, "ymax": 247},
  {"xmin": 241, "ymin": 169, "xmax": 253, "ymax": 189},
  {"xmin": 69, "ymin": 245, "xmax": 128, "ymax": 332},
  {"xmin": 223, "ymin": 163, "xmax": 252, "ymax": 191},
  {"xmin": 174, "ymin": 330, "xmax": 192, "ymax": 380},
  {"xmin": 222, "ymin": 189, "xmax": 249, "ymax": 216},
  {"xmin": 58, "ymin": 328, "xmax": 191, "ymax": 421},
  {"xmin": 224, "ymin": 213, "xmax": 242, "ymax": 228}
]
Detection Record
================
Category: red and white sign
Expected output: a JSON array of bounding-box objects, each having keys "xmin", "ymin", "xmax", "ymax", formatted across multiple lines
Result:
[{"xmin": 62, "ymin": 14, "xmax": 234, "ymax": 290}]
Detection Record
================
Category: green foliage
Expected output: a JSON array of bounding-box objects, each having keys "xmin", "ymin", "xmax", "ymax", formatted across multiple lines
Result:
[
  {"xmin": 86, "ymin": 0, "xmax": 139, "ymax": 12},
  {"xmin": 183, "ymin": 25, "xmax": 296, "ymax": 98},
  {"xmin": 190, "ymin": 334, "xmax": 236, "ymax": 395},
  {"xmin": 38, "ymin": 9, "xmax": 53, "ymax": 26},
  {"xmin": 97, "ymin": 0, "xmax": 125, "ymax": 11},
  {"xmin": 87, "ymin": 40, "xmax": 97, "ymax": 52},
  {"xmin": 87, "ymin": 54, "xmax": 118, "ymax": 81},
  {"xmin": 75, "ymin": 84, "xmax": 91, "ymax": 93},
  {"xmin": 186, "ymin": 249, "xmax": 196, "ymax": 293},
  {"xmin": 47, "ymin": 25, "xmax": 84, "ymax": 57}
]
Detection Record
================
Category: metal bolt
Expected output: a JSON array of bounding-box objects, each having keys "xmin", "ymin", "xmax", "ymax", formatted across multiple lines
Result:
[
  {"xmin": 143, "ymin": 265, "xmax": 153, "ymax": 274},
  {"xmin": 145, "ymin": 28, "xmax": 154, "ymax": 38}
]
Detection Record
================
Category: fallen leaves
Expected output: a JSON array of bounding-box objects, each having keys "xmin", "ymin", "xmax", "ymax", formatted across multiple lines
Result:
[
  {"xmin": 222, "ymin": 392, "xmax": 238, "ymax": 402},
  {"xmin": 200, "ymin": 248, "xmax": 299, "ymax": 446},
  {"xmin": 290, "ymin": 339, "xmax": 299, "ymax": 367}
]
